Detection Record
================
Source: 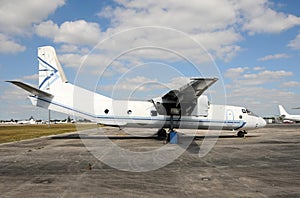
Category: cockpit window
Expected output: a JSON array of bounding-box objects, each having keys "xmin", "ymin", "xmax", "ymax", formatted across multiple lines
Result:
[
  {"xmin": 246, "ymin": 109, "xmax": 259, "ymax": 117},
  {"xmin": 242, "ymin": 109, "xmax": 247, "ymax": 113}
]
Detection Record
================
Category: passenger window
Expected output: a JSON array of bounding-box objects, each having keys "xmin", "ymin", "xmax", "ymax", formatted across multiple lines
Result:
[
  {"xmin": 151, "ymin": 110, "xmax": 157, "ymax": 116},
  {"xmin": 127, "ymin": 110, "xmax": 132, "ymax": 115}
]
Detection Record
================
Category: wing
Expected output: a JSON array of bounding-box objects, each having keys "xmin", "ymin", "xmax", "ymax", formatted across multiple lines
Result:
[{"xmin": 151, "ymin": 78, "xmax": 218, "ymax": 115}]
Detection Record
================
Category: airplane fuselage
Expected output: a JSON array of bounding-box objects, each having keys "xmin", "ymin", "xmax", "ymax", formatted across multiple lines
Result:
[{"xmin": 28, "ymin": 82, "xmax": 266, "ymax": 131}]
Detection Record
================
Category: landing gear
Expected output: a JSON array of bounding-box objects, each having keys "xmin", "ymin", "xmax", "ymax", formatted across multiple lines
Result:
[
  {"xmin": 156, "ymin": 114, "xmax": 178, "ymax": 143},
  {"xmin": 237, "ymin": 130, "xmax": 247, "ymax": 137},
  {"xmin": 157, "ymin": 128, "xmax": 167, "ymax": 140}
]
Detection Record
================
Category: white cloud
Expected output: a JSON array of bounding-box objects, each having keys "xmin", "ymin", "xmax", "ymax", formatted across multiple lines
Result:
[
  {"xmin": 95, "ymin": 0, "xmax": 300, "ymax": 63},
  {"xmin": 98, "ymin": 76, "xmax": 191, "ymax": 99},
  {"xmin": 0, "ymin": 86, "xmax": 28, "ymax": 100},
  {"xmin": 103, "ymin": 0, "xmax": 237, "ymax": 32},
  {"xmin": 58, "ymin": 53, "xmax": 86, "ymax": 68},
  {"xmin": 22, "ymin": 74, "xmax": 39, "ymax": 81},
  {"xmin": 225, "ymin": 68, "xmax": 294, "ymax": 87},
  {"xmin": 253, "ymin": 66, "xmax": 265, "ymax": 71},
  {"xmin": 96, "ymin": 0, "xmax": 242, "ymax": 62},
  {"xmin": 101, "ymin": 76, "xmax": 158, "ymax": 92},
  {"xmin": 0, "ymin": 0, "xmax": 65, "ymax": 35},
  {"xmin": 0, "ymin": 0, "xmax": 65, "ymax": 54},
  {"xmin": 0, "ymin": 33, "xmax": 25, "ymax": 53},
  {"xmin": 244, "ymin": 70, "xmax": 292, "ymax": 78},
  {"xmin": 58, "ymin": 52, "xmax": 129, "ymax": 76},
  {"xmin": 224, "ymin": 67, "xmax": 249, "ymax": 79},
  {"xmin": 258, "ymin": 53, "xmax": 290, "ymax": 61},
  {"xmin": 34, "ymin": 20, "xmax": 59, "ymax": 39},
  {"xmin": 237, "ymin": 0, "xmax": 300, "ymax": 34},
  {"xmin": 0, "ymin": 85, "xmax": 63, "ymax": 120},
  {"xmin": 224, "ymin": 67, "xmax": 298, "ymax": 116},
  {"xmin": 58, "ymin": 45, "xmax": 80, "ymax": 53},
  {"xmin": 226, "ymin": 86, "xmax": 300, "ymax": 116},
  {"xmin": 288, "ymin": 32, "xmax": 300, "ymax": 50},
  {"xmin": 35, "ymin": 20, "xmax": 103, "ymax": 45},
  {"xmin": 281, "ymin": 81, "xmax": 300, "ymax": 88},
  {"xmin": 32, "ymin": 0, "xmax": 300, "ymax": 69}
]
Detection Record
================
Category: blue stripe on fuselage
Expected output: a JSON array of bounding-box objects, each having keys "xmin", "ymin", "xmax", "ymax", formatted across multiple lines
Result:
[{"xmin": 29, "ymin": 95, "xmax": 245, "ymax": 127}]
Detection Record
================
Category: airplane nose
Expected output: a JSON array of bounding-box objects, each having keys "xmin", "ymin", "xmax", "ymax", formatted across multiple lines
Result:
[{"xmin": 258, "ymin": 117, "xmax": 266, "ymax": 128}]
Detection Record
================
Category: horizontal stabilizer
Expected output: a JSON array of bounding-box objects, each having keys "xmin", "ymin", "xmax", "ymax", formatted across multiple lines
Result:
[{"xmin": 6, "ymin": 81, "xmax": 53, "ymax": 98}]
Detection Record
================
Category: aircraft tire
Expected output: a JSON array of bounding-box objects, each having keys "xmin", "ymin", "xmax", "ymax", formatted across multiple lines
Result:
[
  {"xmin": 237, "ymin": 131, "xmax": 245, "ymax": 137},
  {"xmin": 157, "ymin": 128, "xmax": 167, "ymax": 140}
]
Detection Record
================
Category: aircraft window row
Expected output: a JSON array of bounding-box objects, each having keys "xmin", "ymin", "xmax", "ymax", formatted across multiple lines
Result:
[{"xmin": 105, "ymin": 109, "xmax": 135, "ymax": 115}]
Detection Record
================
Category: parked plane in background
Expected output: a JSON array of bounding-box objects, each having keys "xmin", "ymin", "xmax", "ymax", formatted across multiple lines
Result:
[
  {"xmin": 17, "ymin": 118, "xmax": 36, "ymax": 125},
  {"xmin": 279, "ymin": 105, "xmax": 300, "ymax": 123},
  {"xmin": 7, "ymin": 46, "xmax": 266, "ymax": 138}
]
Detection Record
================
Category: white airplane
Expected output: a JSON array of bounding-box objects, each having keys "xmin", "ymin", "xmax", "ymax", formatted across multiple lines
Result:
[
  {"xmin": 17, "ymin": 118, "xmax": 36, "ymax": 125},
  {"xmin": 278, "ymin": 105, "xmax": 300, "ymax": 122},
  {"xmin": 7, "ymin": 46, "xmax": 266, "ymax": 137}
]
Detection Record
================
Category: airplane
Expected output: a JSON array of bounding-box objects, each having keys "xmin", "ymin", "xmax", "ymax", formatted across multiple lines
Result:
[
  {"xmin": 7, "ymin": 46, "xmax": 266, "ymax": 138},
  {"xmin": 278, "ymin": 105, "xmax": 300, "ymax": 123},
  {"xmin": 17, "ymin": 118, "xmax": 36, "ymax": 125}
]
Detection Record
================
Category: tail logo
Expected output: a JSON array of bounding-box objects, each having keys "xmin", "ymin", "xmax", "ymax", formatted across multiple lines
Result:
[{"xmin": 38, "ymin": 57, "xmax": 59, "ymax": 90}]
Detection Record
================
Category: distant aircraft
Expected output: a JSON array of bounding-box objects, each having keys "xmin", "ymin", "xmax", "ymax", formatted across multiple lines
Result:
[
  {"xmin": 278, "ymin": 105, "xmax": 300, "ymax": 123},
  {"xmin": 17, "ymin": 118, "xmax": 36, "ymax": 125},
  {"xmin": 7, "ymin": 46, "xmax": 266, "ymax": 138}
]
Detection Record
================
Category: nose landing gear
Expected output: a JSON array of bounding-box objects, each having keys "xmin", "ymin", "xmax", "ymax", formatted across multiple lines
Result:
[{"xmin": 237, "ymin": 130, "xmax": 247, "ymax": 137}]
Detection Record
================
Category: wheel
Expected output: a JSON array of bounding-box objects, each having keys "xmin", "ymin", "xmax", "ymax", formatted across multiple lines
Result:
[
  {"xmin": 157, "ymin": 128, "xmax": 167, "ymax": 140},
  {"xmin": 237, "ymin": 131, "xmax": 245, "ymax": 137}
]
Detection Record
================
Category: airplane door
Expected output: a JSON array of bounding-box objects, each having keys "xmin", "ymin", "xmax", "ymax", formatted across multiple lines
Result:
[{"xmin": 226, "ymin": 110, "xmax": 234, "ymax": 126}]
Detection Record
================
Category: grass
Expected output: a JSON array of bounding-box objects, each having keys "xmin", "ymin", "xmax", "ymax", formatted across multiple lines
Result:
[{"xmin": 0, "ymin": 123, "xmax": 95, "ymax": 144}]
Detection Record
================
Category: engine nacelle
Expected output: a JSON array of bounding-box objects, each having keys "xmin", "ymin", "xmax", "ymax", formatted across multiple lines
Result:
[{"xmin": 191, "ymin": 95, "xmax": 209, "ymax": 116}]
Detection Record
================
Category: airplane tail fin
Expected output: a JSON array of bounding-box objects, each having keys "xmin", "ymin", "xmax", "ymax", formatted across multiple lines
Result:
[
  {"xmin": 38, "ymin": 46, "xmax": 68, "ymax": 93},
  {"xmin": 279, "ymin": 105, "xmax": 289, "ymax": 117}
]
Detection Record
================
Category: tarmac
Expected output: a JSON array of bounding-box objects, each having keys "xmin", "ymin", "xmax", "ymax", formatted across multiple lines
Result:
[{"xmin": 0, "ymin": 124, "xmax": 299, "ymax": 197}]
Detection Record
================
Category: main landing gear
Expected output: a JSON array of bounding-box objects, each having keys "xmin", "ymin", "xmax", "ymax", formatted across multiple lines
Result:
[
  {"xmin": 237, "ymin": 130, "xmax": 247, "ymax": 137},
  {"xmin": 156, "ymin": 128, "xmax": 178, "ymax": 143},
  {"xmin": 156, "ymin": 114, "xmax": 178, "ymax": 143},
  {"xmin": 157, "ymin": 128, "xmax": 167, "ymax": 140}
]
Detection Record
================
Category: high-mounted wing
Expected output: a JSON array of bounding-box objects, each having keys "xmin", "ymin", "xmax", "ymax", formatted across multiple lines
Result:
[
  {"xmin": 162, "ymin": 77, "xmax": 218, "ymax": 102},
  {"xmin": 151, "ymin": 78, "xmax": 218, "ymax": 115}
]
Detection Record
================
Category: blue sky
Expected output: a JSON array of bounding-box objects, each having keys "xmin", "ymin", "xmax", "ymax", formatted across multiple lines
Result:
[{"xmin": 1, "ymin": 0, "xmax": 300, "ymax": 120}]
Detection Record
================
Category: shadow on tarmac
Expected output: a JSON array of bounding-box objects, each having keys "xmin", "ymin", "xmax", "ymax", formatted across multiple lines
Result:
[{"xmin": 51, "ymin": 133, "xmax": 258, "ymax": 140}]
